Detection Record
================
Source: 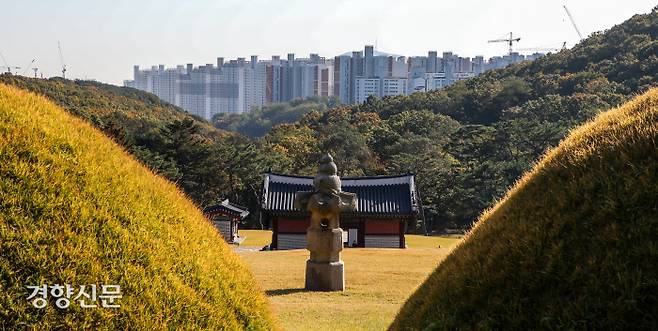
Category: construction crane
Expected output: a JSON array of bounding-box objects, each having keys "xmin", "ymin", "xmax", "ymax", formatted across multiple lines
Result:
[
  {"xmin": 0, "ymin": 51, "xmax": 9, "ymax": 72},
  {"xmin": 22, "ymin": 59, "xmax": 36, "ymax": 76},
  {"xmin": 0, "ymin": 52, "xmax": 21, "ymax": 74},
  {"xmin": 563, "ymin": 5, "xmax": 584, "ymax": 41},
  {"xmin": 488, "ymin": 32, "xmax": 521, "ymax": 55},
  {"xmin": 2, "ymin": 66, "xmax": 21, "ymax": 74},
  {"xmin": 32, "ymin": 67, "xmax": 39, "ymax": 78},
  {"xmin": 58, "ymin": 41, "xmax": 67, "ymax": 79}
]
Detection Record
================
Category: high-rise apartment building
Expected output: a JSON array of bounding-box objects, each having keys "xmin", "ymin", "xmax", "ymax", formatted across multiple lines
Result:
[
  {"xmin": 126, "ymin": 54, "xmax": 334, "ymax": 119},
  {"xmin": 334, "ymin": 46, "xmax": 410, "ymax": 104},
  {"xmin": 130, "ymin": 61, "xmax": 247, "ymax": 119},
  {"xmin": 333, "ymin": 55, "xmax": 352, "ymax": 104},
  {"xmin": 264, "ymin": 53, "xmax": 334, "ymax": 104},
  {"xmin": 355, "ymin": 78, "xmax": 380, "ymax": 103},
  {"xmin": 245, "ymin": 55, "xmax": 267, "ymax": 112},
  {"xmin": 125, "ymin": 47, "xmax": 543, "ymax": 117}
]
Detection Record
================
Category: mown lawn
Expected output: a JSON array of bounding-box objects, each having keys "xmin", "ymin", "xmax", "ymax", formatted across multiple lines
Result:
[
  {"xmin": 237, "ymin": 231, "xmax": 460, "ymax": 331},
  {"xmin": 405, "ymin": 234, "xmax": 462, "ymax": 248},
  {"xmin": 239, "ymin": 229, "xmax": 460, "ymax": 249},
  {"xmin": 239, "ymin": 229, "xmax": 273, "ymax": 247}
]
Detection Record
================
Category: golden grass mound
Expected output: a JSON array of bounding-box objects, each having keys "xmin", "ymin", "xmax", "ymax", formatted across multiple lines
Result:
[
  {"xmin": 0, "ymin": 84, "xmax": 276, "ymax": 330},
  {"xmin": 391, "ymin": 89, "xmax": 658, "ymax": 330}
]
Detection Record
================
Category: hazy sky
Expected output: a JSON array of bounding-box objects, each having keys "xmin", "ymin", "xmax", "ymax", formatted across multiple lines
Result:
[{"xmin": 2, "ymin": 0, "xmax": 655, "ymax": 85}]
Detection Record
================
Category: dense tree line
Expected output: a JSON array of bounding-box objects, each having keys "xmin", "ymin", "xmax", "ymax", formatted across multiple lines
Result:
[
  {"xmin": 212, "ymin": 96, "xmax": 339, "ymax": 137},
  {"xmin": 2, "ymin": 8, "xmax": 655, "ymax": 231}
]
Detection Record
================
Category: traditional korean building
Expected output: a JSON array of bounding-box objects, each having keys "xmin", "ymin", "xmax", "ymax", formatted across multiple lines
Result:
[
  {"xmin": 204, "ymin": 199, "xmax": 249, "ymax": 244},
  {"xmin": 261, "ymin": 172, "xmax": 422, "ymax": 249}
]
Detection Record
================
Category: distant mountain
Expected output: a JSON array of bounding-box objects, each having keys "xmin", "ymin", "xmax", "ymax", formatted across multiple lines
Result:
[
  {"xmin": 391, "ymin": 88, "xmax": 658, "ymax": 330},
  {"xmin": 0, "ymin": 83, "xmax": 277, "ymax": 329}
]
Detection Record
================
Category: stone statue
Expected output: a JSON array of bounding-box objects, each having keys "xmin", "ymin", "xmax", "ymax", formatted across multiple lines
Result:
[{"xmin": 294, "ymin": 153, "xmax": 357, "ymax": 291}]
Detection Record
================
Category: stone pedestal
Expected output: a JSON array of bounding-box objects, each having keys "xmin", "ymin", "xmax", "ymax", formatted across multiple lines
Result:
[
  {"xmin": 305, "ymin": 228, "xmax": 344, "ymax": 291},
  {"xmin": 305, "ymin": 260, "xmax": 344, "ymax": 291}
]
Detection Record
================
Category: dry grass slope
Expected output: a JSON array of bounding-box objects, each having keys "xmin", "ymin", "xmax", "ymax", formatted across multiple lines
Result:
[
  {"xmin": 391, "ymin": 89, "xmax": 658, "ymax": 330},
  {"xmin": 0, "ymin": 84, "xmax": 276, "ymax": 330}
]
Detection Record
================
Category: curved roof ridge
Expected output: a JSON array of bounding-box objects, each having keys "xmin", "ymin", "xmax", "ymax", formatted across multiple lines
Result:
[
  {"xmin": 266, "ymin": 172, "xmax": 414, "ymax": 180},
  {"xmin": 262, "ymin": 173, "xmax": 420, "ymax": 215}
]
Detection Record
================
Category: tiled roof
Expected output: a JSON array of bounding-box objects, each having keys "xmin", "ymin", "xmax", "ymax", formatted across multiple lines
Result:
[
  {"xmin": 262, "ymin": 173, "xmax": 420, "ymax": 216},
  {"xmin": 204, "ymin": 199, "xmax": 250, "ymax": 219}
]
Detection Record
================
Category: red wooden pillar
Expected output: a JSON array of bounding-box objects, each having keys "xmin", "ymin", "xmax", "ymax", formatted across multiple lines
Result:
[
  {"xmin": 399, "ymin": 219, "xmax": 406, "ymax": 248},
  {"xmin": 358, "ymin": 218, "xmax": 366, "ymax": 247}
]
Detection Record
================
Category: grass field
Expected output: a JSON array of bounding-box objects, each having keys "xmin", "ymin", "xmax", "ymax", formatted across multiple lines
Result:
[
  {"xmin": 405, "ymin": 234, "xmax": 462, "ymax": 248},
  {"xmin": 240, "ymin": 229, "xmax": 273, "ymax": 247},
  {"xmin": 237, "ymin": 231, "xmax": 460, "ymax": 331},
  {"xmin": 239, "ymin": 229, "xmax": 460, "ymax": 250}
]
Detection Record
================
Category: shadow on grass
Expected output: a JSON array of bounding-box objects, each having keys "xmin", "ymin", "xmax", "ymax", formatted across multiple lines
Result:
[{"xmin": 266, "ymin": 288, "xmax": 307, "ymax": 296}]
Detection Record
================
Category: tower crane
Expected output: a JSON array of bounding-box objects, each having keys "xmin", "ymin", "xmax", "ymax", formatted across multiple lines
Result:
[
  {"xmin": 2, "ymin": 66, "xmax": 21, "ymax": 74},
  {"xmin": 488, "ymin": 32, "xmax": 521, "ymax": 55},
  {"xmin": 0, "ymin": 52, "xmax": 21, "ymax": 74},
  {"xmin": 58, "ymin": 41, "xmax": 67, "ymax": 79},
  {"xmin": 22, "ymin": 59, "xmax": 36, "ymax": 76},
  {"xmin": 563, "ymin": 5, "xmax": 584, "ymax": 41},
  {"xmin": 24, "ymin": 59, "xmax": 39, "ymax": 78}
]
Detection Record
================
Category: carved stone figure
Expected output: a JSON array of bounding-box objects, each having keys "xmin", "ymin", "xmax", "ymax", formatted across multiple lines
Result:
[{"xmin": 294, "ymin": 153, "xmax": 357, "ymax": 291}]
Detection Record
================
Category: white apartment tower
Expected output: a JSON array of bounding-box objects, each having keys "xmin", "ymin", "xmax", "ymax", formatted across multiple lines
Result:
[{"xmin": 125, "ymin": 47, "xmax": 543, "ymax": 113}]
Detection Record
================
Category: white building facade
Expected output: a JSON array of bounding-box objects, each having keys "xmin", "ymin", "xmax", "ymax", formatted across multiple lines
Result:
[{"xmin": 125, "ymin": 47, "xmax": 545, "ymax": 116}]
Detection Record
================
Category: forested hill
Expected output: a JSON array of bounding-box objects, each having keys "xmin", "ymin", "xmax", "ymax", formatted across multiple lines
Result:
[
  {"xmin": 213, "ymin": 96, "xmax": 340, "ymax": 137},
  {"xmin": 0, "ymin": 75, "xmax": 276, "ymax": 209},
  {"xmin": 260, "ymin": 8, "xmax": 658, "ymax": 230},
  {"xmin": 3, "ymin": 8, "xmax": 656, "ymax": 231},
  {"xmin": 0, "ymin": 75, "xmax": 222, "ymax": 138}
]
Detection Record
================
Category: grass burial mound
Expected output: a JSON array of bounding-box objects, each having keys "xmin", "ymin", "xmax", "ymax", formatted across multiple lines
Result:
[
  {"xmin": 0, "ymin": 84, "xmax": 276, "ymax": 330},
  {"xmin": 392, "ymin": 89, "xmax": 658, "ymax": 330}
]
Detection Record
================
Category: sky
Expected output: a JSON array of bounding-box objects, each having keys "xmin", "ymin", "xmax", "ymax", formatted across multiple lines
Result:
[{"xmin": 2, "ymin": 0, "xmax": 656, "ymax": 85}]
